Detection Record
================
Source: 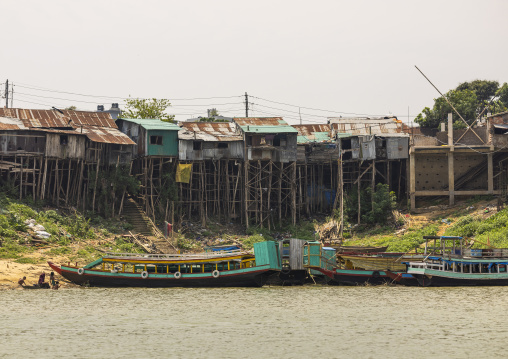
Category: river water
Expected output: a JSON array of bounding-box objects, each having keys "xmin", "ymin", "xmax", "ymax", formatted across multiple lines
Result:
[{"xmin": 0, "ymin": 286, "xmax": 505, "ymax": 358}]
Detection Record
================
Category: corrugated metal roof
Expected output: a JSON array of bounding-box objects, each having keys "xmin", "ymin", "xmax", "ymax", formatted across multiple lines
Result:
[
  {"xmin": 329, "ymin": 117, "xmax": 406, "ymax": 136},
  {"xmin": 233, "ymin": 117, "xmax": 297, "ymax": 133},
  {"xmin": 0, "ymin": 116, "xmax": 28, "ymax": 130},
  {"xmin": 234, "ymin": 117, "xmax": 290, "ymax": 127},
  {"xmin": 179, "ymin": 122, "xmax": 242, "ymax": 142},
  {"xmin": 120, "ymin": 118, "xmax": 181, "ymax": 131},
  {"xmin": 0, "ymin": 108, "xmax": 117, "ymax": 129},
  {"xmin": 80, "ymin": 126, "xmax": 136, "ymax": 145},
  {"xmin": 32, "ymin": 126, "xmax": 135, "ymax": 145},
  {"xmin": 294, "ymin": 124, "xmax": 332, "ymax": 143}
]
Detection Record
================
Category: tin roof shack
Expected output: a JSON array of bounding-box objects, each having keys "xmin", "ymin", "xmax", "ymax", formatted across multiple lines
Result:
[
  {"xmin": 329, "ymin": 116, "xmax": 408, "ymax": 161},
  {"xmin": 293, "ymin": 124, "xmax": 346, "ymax": 213},
  {"xmin": 0, "ymin": 108, "xmax": 134, "ymax": 165},
  {"xmin": 294, "ymin": 124, "xmax": 338, "ymax": 163},
  {"xmin": 179, "ymin": 122, "xmax": 243, "ymax": 161},
  {"xmin": 328, "ymin": 116, "xmax": 409, "ymax": 228},
  {"xmin": 233, "ymin": 118, "xmax": 298, "ymax": 228},
  {"xmin": 176, "ymin": 122, "xmax": 245, "ymax": 226},
  {"xmin": 0, "ymin": 117, "xmax": 46, "ymax": 155},
  {"xmin": 409, "ymin": 112, "xmax": 508, "ymax": 210},
  {"xmin": 116, "ymin": 118, "xmax": 181, "ymax": 223},
  {"xmin": 116, "ymin": 118, "xmax": 180, "ymax": 158},
  {"xmin": 0, "ymin": 108, "xmax": 135, "ymax": 209},
  {"xmin": 234, "ymin": 117, "xmax": 297, "ymax": 163},
  {"xmin": 0, "ymin": 117, "xmax": 48, "ymax": 199}
]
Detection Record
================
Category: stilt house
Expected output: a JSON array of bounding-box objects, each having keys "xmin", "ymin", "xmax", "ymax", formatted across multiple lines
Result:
[{"xmin": 233, "ymin": 117, "xmax": 298, "ymax": 228}]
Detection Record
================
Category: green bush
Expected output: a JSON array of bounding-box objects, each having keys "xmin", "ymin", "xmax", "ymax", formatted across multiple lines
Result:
[{"xmin": 345, "ymin": 183, "xmax": 396, "ymax": 226}]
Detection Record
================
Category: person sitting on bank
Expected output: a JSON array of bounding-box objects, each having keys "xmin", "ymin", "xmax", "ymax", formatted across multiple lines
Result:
[
  {"xmin": 52, "ymin": 281, "xmax": 60, "ymax": 290},
  {"xmin": 38, "ymin": 272, "xmax": 50, "ymax": 288},
  {"xmin": 18, "ymin": 276, "xmax": 26, "ymax": 287}
]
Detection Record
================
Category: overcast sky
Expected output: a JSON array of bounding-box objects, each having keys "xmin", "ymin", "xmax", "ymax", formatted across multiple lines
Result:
[{"xmin": 3, "ymin": 0, "xmax": 508, "ymax": 124}]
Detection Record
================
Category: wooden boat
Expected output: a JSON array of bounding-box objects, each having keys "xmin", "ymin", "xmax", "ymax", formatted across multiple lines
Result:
[
  {"xmin": 335, "ymin": 245, "xmax": 388, "ymax": 254},
  {"xmin": 405, "ymin": 254, "xmax": 508, "ymax": 287},
  {"xmin": 340, "ymin": 253, "xmax": 425, "ymax": 272},
  {"xmin": 311, "ymin": 267, "xmax": 416, "ymax": 286},
  {"xmin": 48, "ymin": 241, "xmax": 281, "ymax": 288}
]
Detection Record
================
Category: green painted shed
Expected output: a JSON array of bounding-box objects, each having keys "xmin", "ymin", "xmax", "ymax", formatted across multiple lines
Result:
[{"xmin": 116, "ymin": 118, "xmax": 181, "ymax": 157}]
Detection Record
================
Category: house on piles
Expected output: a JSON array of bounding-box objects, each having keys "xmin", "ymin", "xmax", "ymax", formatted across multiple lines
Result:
[
  {"xmin": 177, "ymin": 121, "xmax": 244, "ymax": 223},
  {"xmin": 293, "ymin": 124, "xmax": 350, "ymax": 213},
  {"xmin": 116, "ymin": 118, "xmax": 181, "ymax": 220},
  {"xmin": 0, "ymin": 108, "xmax": 135, "ymax": 206},
  {"xmin": 328, "ymin": 116, "xmax": 409, "ymax": 225},
  {"xmin": 233, "ymin": 117, "xmax": 298, "ymax": 228}
]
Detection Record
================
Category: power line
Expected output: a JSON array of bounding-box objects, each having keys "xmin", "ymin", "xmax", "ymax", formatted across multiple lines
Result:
[
  {"xmin": 250, "ymin": 94, "xmax": 390, "ymax": 117},
  {"xmin": 15, "ymin": 82, "xmax": 243, "ymax": 101}
]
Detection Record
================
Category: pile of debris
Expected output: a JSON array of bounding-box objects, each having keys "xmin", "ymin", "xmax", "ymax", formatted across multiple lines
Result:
[{"xmin": 315, "ymin": 219, "xmax": 341, "ymax": 244}]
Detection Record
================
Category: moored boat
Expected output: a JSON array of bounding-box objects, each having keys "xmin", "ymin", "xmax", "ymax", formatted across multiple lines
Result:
[
  {"xmin": 406, "ymin": 253, "xmax": 508, "ymax": 287},
  {"xmin": 48, "ymin": 241, "xmax": 281, "ymax": 288},
  {"xmin": 339, "ymin": 253, "xmax": 425, "ymax": 272},
  {"xmin": 312, "ymin": 267, "xmax": 416, "ymax": 286}
]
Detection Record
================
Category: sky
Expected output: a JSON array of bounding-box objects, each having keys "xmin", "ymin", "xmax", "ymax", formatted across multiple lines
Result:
[{"xmin": 2, "ymin": 0, "xmax": 508, "ymax": 125}]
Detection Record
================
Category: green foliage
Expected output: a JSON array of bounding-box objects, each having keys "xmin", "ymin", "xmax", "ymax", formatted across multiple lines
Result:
[
  {"xmin": 444, "ymin": 208, "xmax": 508, "ymax": 248},
  {"xmin": 242, "ymin": 234, "xmax": 268, "ymax": 250},
  {"xmin": 384, "ymin": 224, "xmax": 439, "ymax": 252},
  {"xmin": 283, "ymin": 221, "xmax": 316, "ymax": 241},
  {"xmin": 415, "ymin": 79, "xmax": 508, "ymax": 129},
  {"xmin": 48, "ymin": 247, "xmax": 72, "ymax": 256},
  {"xmin": 415, "ymin": 89, "xmax": 478, "ymax": 129},
  {"xmin": 245, "ymin": 226, "xmax": 274, "ymax": 241},
  {"xmin": 15, "ymin": 257, "xmax": 41, "ymax": 264},
  {"xmin": 123, "ymin": 97, "xmax": 175, "ymax": 123},
  {"xmin": 345, "ymin": 184, "xmax": 396, "ymax": 225},
  {"xmin": 497, "ymin": 83, "xmax": 508, "ymax": 108},
  {"xmin": 456, "ymin": 80, "xmax": 499, "ymax": 106},
  {"xmin": 89, "ymin": 165, "xmax": 140, "ymax": 217}
]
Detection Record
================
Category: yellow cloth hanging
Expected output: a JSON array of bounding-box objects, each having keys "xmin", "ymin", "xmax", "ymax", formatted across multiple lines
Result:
[{"xmin": 176, "ymin": 163, "xmax": 192, "ymax": 183}]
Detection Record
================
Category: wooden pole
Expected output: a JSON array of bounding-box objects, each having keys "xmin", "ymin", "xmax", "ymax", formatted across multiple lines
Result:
[{"xmin": 92, "ymin": 158, "xmax": 100, "ymax": 212}]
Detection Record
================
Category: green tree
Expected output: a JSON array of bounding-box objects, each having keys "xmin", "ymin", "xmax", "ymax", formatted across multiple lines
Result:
[
  {"xmin": 415, "ymin": 89, "xmax": 478, "ymax": 129},
  {"xmin": 496, "ymin": 83, "xmax": 508, "ymax": 109},
  {"xmin": 456, "ymin": 80, "xmax": 499, "ymax": 106},
  {"xmin": 415, "ymin": 80, "xmax": 504, "ymax": 129},
  {"xmin": 123, "ymin": 97, "xmax": 175, "ymax": 123},
  {"xmin": 65, "ymin": 106, "xmax": 77, "ymax": 111}
]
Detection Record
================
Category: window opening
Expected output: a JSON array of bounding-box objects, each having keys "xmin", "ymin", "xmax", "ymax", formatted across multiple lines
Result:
[{"xmin": 150, "ymin": 136, "xmax": 163, "ymax": 145}]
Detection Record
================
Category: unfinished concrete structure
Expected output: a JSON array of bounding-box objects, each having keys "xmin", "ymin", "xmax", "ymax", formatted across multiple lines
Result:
[
  {"xmin": 0, "ymin": 108, "xmax": 134, "ymax": 214},
  {"xmin": 409, "ymin": 112, "xmax": 508, "ymax": 209},
  {"xmin": 234, "ymin": 117, "xmax": 298, "ymax": 228}
]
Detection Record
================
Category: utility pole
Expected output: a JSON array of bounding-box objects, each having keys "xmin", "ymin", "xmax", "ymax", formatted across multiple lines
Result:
[
  {"xmin": 299, "ymin": 107, "xmax": 302, "ymax": 125},
  {"xmin": 244, "ymin": 92, "xmax": 249, "ymax": 117},
  {"xmin": 10, "ymin": 82, "xmax": 13, "ymax": 108},
  {"xmin": 5, "ymin": 80, "xmax": 8, "ymax": 108}
]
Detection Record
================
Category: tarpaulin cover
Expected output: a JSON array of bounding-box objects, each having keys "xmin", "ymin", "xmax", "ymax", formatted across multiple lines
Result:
[
  {"xmin": 210, "ymin": 246, "xmax": 240, "ymax": 252},
  {"xmin": 176, "ymin": 163, "xmax": 192, "ymax": 183}
]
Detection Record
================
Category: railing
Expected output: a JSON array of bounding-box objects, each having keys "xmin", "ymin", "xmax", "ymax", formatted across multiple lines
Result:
[
  {"xmin": 104, "ymin": 249, "xmax": 248, "ymax": 260},
  {"xmin": 408, "ymin": 262, "xmax": 444, "ymax": 271},
  {"xmin": 463, "ymin": 249, "xmax": 508, "ymax": 258}
]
